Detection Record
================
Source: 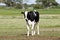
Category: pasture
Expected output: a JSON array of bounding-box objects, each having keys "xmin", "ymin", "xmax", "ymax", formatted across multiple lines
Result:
[
  {"xmin": 0, "ymin": 14, "xmax": 60, "ymax": 40},
  {"xmin": 0, "ymin": 9, "xmax": 60, "ymax": 15},
  {"xmin": 0, "ymin": 9, "xmax": 60, "ymax": 40}
]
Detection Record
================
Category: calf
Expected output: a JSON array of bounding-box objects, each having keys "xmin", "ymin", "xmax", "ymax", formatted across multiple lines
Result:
[{"xmin": 21, "ymin": 10, "xmax": 39, "ymax": 36}]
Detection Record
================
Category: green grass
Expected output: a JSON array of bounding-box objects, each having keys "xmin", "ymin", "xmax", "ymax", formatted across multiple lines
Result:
[
  {"xmin": 0, "ymin": 9, "xmax": 60, "ymax": 15},
  {"xmin": 0, "ymin": 15, "xmax": 59, "ymax": 40},
  {"xmin": 40, "ymin": 31, "xmax": 60, "ymax": 36},
  {"xmin": 0, "ymin": 8, "xmax": 60, "ymax": 38},
  {"xmin": 40, "ymin": 19, "xmax": 60, "ymax": 28},
  {"xmin": 0, "ymin": 18, "xmax": 60, "ymax": 28},
  {"xmin": 0, "ymin": 18, "xmax": 60, "ymax": 37},
  {"xmin": 38, "ymin": 9, "xmax": 60, "ymax": 14},
  {"xmin": 0, "ymin": 9, "xmax": 22, "ymax": 15}
]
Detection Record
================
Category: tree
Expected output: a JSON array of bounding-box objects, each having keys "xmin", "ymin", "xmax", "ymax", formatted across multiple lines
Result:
[
  {"xmin": 32, "ymin": 4, "xmax": 43, "ymax": 9},
  {"xmin": 22, "ymin": 0, "xmax": 28, "ymax": 9},
  {"xmin": 36, "ymin": 0, "xmax": 58, "ymax": 8},
  {"xmin": 5, "ymin": 0, "xmax": 22, "ymax": 7}
]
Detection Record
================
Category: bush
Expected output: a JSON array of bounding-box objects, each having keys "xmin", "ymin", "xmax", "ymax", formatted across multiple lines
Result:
[
  {"xmin": 33, "ymin": 4, "xmax": 43, "ymax": 9},
  {"xmin": 54, "ymin": 5, "xmax": 60, "ymax": 9},
  {"xmin": 15, "ymin": 4, "xmax": 22, "ymax": 9},
  {"xmin": 47, "ymin": 5, "xmax": 60, "ymax": 9}
]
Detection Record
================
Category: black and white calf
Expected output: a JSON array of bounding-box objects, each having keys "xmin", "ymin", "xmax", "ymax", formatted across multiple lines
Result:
[{"xmin": 21, "ymin": 10, "xmax": 39, "ymax": 36}]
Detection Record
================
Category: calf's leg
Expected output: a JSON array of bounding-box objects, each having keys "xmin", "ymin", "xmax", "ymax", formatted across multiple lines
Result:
[
  {"xmin": 27, "ymin": 25, "xmax": 30, "ymax": 36},
  {"xmin": 37, "ymin": 23, "xmax": 39, "ymax": 35},
  {"xmin": 31, "ymin": 22, "xmax": 35, "ymax": 36}
]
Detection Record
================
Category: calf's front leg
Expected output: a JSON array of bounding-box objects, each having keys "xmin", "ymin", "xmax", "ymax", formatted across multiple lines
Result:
[{"xmin": 27, "ymin": 25, "xmax": 30, "ymax": 36}]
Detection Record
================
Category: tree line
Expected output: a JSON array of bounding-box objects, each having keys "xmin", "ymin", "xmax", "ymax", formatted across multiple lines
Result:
[{"xmin": 0, "ymin": 0, "xmax": 59, "ymax": 9}]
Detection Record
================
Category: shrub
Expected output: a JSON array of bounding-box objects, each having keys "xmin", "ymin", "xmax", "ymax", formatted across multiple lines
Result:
[
  {"xmin": 15, "ymin": 4, "xmax": 22, "ymax": 9},
  {"xmin": 33, "ymin": 4, "xmax": 43, "ymax": 9}
]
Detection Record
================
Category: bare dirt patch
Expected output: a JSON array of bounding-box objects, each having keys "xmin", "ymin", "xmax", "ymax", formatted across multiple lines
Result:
[{"xmin": 0, "ymin": 35, "xmax": 60, "ymax": 40}]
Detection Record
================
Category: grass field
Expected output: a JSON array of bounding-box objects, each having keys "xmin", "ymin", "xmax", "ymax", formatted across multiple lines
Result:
[
  {"xmin": 38, "ymin": 9, "xmax": 60, "ymax": 14},
  {"xmin": 0, "ymin": 9, "xmax": 60, "ymax": 15},
  {"xmin": 0, "ymin": 9, "xmax": 22, "ymax": 15},
  {"xmin": 0, "ymin": 9, "xmax": 60, "ymax": 40},
  {"xmin": 0, "ymin": 15, "xmax": 60, "ymax": 34},
  {"xmin": 0, "ymin": 18, "xmax": 60, "ymax": 40}
]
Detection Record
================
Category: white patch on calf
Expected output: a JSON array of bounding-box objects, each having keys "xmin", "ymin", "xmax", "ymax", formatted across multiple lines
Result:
[
  {"xmin": 27, "ymin": 20, "xmax": 35, "ymax": 36},
  {"xmin": 34, "ymin": 12, "xmax": 36, "ymax": 16},
  {"xmin": 34, "ymin": 10, "xmax": 37, "ymax": 12},
  {"xmin": 25, "ymin": 11, "xmax": 28, "ymax": 20},
  {"xmin": 28, "ymin": 20, "xmax": 35, "ymax": 26}
]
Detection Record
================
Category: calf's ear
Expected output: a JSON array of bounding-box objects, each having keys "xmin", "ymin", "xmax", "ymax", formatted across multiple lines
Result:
[{"xmin": 21, "ymin": 12, "xmax": 24, "ymax": 14}]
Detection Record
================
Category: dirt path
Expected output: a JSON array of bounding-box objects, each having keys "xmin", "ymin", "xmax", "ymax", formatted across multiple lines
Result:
[{"xmin": 0, "ymin": 35, "xmax": 60, "ymax": 40}]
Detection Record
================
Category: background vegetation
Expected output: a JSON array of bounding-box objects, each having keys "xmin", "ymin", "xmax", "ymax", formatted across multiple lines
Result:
[{"xmin": 0, "ymin": 0, "xmax": 60, "ymax": 9}]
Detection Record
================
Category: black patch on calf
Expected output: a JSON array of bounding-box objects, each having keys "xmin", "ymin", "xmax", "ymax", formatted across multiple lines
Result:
[
  {"xmin": 21, "ymin": 12, "xmax": 24, "ymax": 14},
  {"xmin": 35, "ymin": 12, "xmax": 39, "ymax": 22},
  {"xmin": 27, "ymin": 11, "xmax": 39, "ymax": 22},
  {"xmin": 21, "ymin": 12, "xmax": 25, "ymax": 18},
  {"xmin": 27, "ymin": 11, "xmax": 35, "ymax": 21},
  {"xmin": 25, "ymin": 19, "xmax": 28, "ymax": 22}
]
